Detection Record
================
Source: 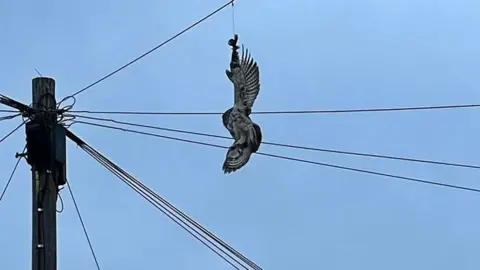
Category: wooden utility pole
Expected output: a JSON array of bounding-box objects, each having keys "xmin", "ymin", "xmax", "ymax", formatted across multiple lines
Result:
[{"xmin": 26, "ymin": 77, "xmax": 66, "ymax": 270}]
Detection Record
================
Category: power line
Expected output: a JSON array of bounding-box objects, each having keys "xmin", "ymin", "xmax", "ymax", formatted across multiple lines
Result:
[
  {"xmin": 56, "ymin": 187, "xmax": 64, "ymax": 213},
  {"xmin": 83, "ymin": 148, "xmax": 246, "ymax": 270},
  {"xmin": 69, "ymin": 0, "xmax": 234, "ymax": 98},
  {"xmin": 0, "ymin": 109, "xmax": 18, "ymax": 113},
  {"xmin": 90, "ymin": 147, "xmax": 253, "ymax": 270},
  {"xmin": 0, "ymin": 113, "xmax": 20, "ymax": 122},
  {"xmin": 0, "ymin": 147, "xmax": 25, "ymax": 201},
  {"xmin": 65, "ymin": 180, "xmax": 101, "ymax": 270},
  {"xmin": 71, "ymin": 115, "xmax": 480, "ymax": 170},
  {"xmin": 0, "ymin": 120, "xmax": 26, "ymax": 145},
  {"xmin": 74, "ymin": 120, "xmax": 480, "ymax": 194},
  {"xmin": 68, "ymin": 103, "xmax": 480, "ymax": 116},
  {"xmin": 66, "ymin": 130, "xmax": 260, "ymax": 269},
  {"xmin": 0, "ymin": 94, "xmax": 32, "ymax": 115},
  {"xmin": 256, "ymin": 152, "xmax": 480, "ymax": 193}
]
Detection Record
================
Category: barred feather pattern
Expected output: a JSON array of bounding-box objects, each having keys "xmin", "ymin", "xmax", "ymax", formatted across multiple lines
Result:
[
  {"xmin": 222, "ymin": 107, "xmax": 262, "ymax": 173},
  {"xmin": 222, "ymin": 35, "xmax": 262, "ymax": 174},
  {"xmin": 239, "ymin": 45, "xmax": 260, "ymax": 109}
]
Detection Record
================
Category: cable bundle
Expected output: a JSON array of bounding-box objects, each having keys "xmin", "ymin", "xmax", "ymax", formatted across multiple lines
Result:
[{"xmin": 67, "ymin": 130, "xmax": 262, "ymax": 270}]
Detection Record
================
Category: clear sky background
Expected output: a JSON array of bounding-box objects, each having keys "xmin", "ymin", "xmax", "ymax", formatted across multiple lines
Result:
[{"xmin": 1, "ymin": 0, "xmax": 480, "ymax": 269}]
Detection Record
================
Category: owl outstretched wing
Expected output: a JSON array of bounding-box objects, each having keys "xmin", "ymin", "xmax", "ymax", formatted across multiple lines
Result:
[{"xmin": 235, "ymin": 45, "xmax": 260, "ymax": 109}]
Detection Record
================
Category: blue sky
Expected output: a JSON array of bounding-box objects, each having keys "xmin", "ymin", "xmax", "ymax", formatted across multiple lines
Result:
[{"xmin": 1, "ymin": 0, "xmax": 480, "ymax": 269}]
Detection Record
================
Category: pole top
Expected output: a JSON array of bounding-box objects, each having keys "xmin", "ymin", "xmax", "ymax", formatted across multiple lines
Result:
[
  {"xmin": 32, "ymin": 77, "xmax": 56, "ymax": 109},
  {"xmin": 32, "ymin": 76, "xmax": 55, "ymax": 81}
]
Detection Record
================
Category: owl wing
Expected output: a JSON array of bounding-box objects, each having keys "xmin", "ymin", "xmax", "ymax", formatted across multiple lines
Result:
[
  {"xmin": 236, "ymin": 45, "xmax": 260, "ymax": 109},
  {"xmin": 222, "ymin": 122, "xmax": 262, "ymax": 174},
  {"xmin": 222, "ymin": 146, "xmax": 253, "ymax": 174}
]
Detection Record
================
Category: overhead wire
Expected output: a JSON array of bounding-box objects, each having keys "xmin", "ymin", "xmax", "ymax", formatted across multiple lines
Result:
[
  {"xmin": 70, "ymin": 115, "xmax": 480, "ymax": 170},
  {"xmin": 0, "ymin": 146, "xmax": 26, "ymax": 201},
  {"xmin": 66, "ymin": 131, "xmax": 261, "ymax": 270},
  {"xmin": 65, "ymin": 180, "xmax": 101, "ymax": 270},
  {"xmin": 56, "ymin": 186, "xmax": 64, "ymax": 213},
  {"xmin": 74, "ymin": 120, "xmax": 480, "ymax": 194},
  {"xmin": 2, "ymin": 1, "xmax": 478, "ymax": 266},
  {"xmin": 0, "ymin": 120, "xmax": 27, "ymax": 145},
  {"xmin": 231, "ymin": 0, "xmax": 236, "ymax": 35},
  {"xmin": 0, "ymin": 109, "xmax": 18, "ymax": 113},
  {"xmin": 0, "ymin": 94, "xmax": 33, "ymax": 116},
  {"xmin": 0, "ymin": 113, "xmax": 21, "ymax": 121},
  {"xmin": 69, "ymin": 0, "xmax": 235, "ymax": 98},
  {"xmin": 82, "ymin": 146, "xmax": 248, "ymax": 270},
  {"xmin": 68, "ymin": 103, "xmax": 480, "ymax": 116}
]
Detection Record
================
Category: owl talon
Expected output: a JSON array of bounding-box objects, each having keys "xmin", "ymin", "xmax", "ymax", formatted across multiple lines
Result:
[{"xmin": 228, "ymin": 34, "xmax": 239, "ymax": 49}]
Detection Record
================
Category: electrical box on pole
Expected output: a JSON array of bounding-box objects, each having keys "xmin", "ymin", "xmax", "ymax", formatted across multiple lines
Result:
[{"xmin": 26, "ymin": 77, "xmax": 66, "ymax": 270}]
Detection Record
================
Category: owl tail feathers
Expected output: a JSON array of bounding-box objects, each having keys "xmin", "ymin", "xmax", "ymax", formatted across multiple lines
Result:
[{"xmin": 222, "ymin": 146, "xmax": 253, "ymax": 174}]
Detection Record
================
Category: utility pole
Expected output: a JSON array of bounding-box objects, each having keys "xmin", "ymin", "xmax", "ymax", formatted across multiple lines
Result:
[{"xmin": 26, "ymin": 77, "xmax": 66, "ymax": 270}]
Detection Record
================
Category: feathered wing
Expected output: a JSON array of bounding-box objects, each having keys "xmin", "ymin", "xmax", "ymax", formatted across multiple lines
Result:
[
  {"xmin": 235, "ymin": 45, "xmax": 260, "ymax": 109},
  {"xmin": 223, "ymin": 40, "xmax": 261, "ymax": 173},
  {"xmin": 222, "ymin": 120, "xmax": 262, "ymax": 173},
  {"xmin": 223, "ymin": 146, "xmax": 252, "ymax": 174}
]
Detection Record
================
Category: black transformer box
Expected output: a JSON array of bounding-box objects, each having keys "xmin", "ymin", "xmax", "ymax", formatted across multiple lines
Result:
[{"xmin": 26, "ymin": 120, "xmax": 66, "ymax": 186}]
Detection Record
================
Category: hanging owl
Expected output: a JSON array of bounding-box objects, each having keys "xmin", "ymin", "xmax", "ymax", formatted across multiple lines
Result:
[{"xmin": 221, "ymin": 34, "xmax": 262, "ymax": 174}]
